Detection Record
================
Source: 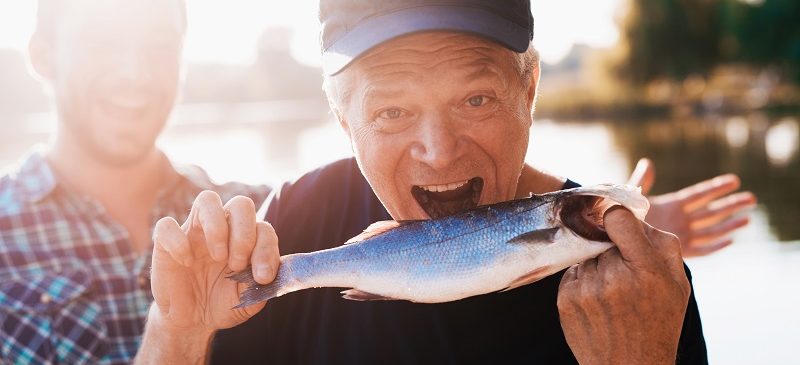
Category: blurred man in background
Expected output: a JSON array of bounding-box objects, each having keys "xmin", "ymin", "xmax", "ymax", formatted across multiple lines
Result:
[
  {"xmin": 0, "ymin": 0, "xmax": 268, "ymax": 363},
  {"xmin": 138, "ymin": 1, "xmax": 753, "ymax": 364}
]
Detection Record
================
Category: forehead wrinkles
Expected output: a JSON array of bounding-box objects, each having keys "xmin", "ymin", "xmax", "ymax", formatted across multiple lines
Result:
[
  {"xmin": 358, "ymin": 40, "xmax": 512, "ymax": 80},
  {"xmin": 332, "ymin": 33, "xmax": 521, "ymax": 111}
]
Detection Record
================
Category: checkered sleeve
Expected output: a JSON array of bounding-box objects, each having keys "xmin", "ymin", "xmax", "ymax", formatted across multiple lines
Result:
[{"xmin": 0, "ymin": 268, "xmax": 108, "ymax": 364}]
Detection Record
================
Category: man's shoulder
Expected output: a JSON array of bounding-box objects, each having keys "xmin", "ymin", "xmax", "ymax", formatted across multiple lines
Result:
[
  {"xmin": 0, "ymin": 173, "xmax": 25, "ymax": 217},
  {"xmin": 272, "ymin": 157, "xmax": 363, "ymax": 202},
  {"xmin": 265, "ymin": 158, "xmax": 383, "ymax": 252},
  {"xmin": 0, "ymin": 177, "xmax": 65, "ymax": 278},
  {"xmin": 0, "ymin": 151, "xmax": 56, "ymax": 217}
]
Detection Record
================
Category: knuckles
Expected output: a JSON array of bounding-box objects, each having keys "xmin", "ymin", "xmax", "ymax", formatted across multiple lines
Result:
[
  {"xmin": 658, "ymin": 231, "xmax": 681, "ymax": 253},
  {"xmin": 195, "ymin": 190, "xmax": 223, "ymax": 206},
  {"xmin": 153, "ymin": 216, "xmax": 177, "ymax": 236},
  {"xmin": 226, "ymin": 195, "xmax": 256, "ymax": 212}
]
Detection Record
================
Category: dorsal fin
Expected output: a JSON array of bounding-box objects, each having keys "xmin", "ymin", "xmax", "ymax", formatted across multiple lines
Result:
[
  {"xmin": 397, "ymin": 219, "xmax": 425, "ymax": 225},
  {"xmin": 344, "ymin": 220, "xmax": 401, "ymax": 244}
]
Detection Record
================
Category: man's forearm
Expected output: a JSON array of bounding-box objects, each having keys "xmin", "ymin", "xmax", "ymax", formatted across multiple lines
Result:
[{"xmin": 135, "ymin": 305, "xmax": 215, "ymax": 365}]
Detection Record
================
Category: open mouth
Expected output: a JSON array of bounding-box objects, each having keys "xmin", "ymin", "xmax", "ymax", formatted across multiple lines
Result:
[
  {"xmin": 411, "ymin": 177, "xmax": 483, "ymax": 218},
  {"xmin": 558, "ymin": 195, "xmax": 612, "ymax": 242}
]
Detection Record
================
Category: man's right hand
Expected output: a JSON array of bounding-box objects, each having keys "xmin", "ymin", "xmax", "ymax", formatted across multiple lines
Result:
[{"xmin": 136, "ymin": 191, "xmax": 279, "ymax": 364}]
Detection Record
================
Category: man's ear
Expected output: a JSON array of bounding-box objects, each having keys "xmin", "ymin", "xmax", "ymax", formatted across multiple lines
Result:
[
  {"xmin": 28, "ymin": 32, "xmax": 55, "ymax": 82},
  {"xmin": 327, "ymin": 102, "xmax": 351, "ymax": 136},
  {"xmin": 334, "ymin": 111, "xmax": 353, "ymax": 141},
  {"xmin": 525, "ymin": 61, "xmax": 541, "ymax": 112}
]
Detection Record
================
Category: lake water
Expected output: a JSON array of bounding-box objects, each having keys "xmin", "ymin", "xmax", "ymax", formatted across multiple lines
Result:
[{"xmin": 2, "ymin": 112, "xmax": 798, "ymax": 363}]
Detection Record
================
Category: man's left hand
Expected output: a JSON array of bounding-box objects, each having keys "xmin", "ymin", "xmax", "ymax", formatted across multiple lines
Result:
[
  {"xmin": 627, "ymin": 158, "xmax": 757, "ymax": 257},
  {"xmin": 558, "ymin": 207, "xmax": 690, "ymax": 364}
]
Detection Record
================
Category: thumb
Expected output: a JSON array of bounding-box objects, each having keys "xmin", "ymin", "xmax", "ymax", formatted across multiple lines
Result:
[
  {"xmin": 627, "ymin": 158, "xmax": 655, "ymax": 195},
  {"xmin": 604, "ymin": 205, "xmax": 656, "ymax": 266}
]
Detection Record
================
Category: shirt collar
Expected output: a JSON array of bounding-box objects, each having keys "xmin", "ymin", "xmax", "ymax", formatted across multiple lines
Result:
[
  {"xmin": 13, "ymin": 148, "xmax": 193, "ymax": 207},
  {"xmin": 13, "ymin": 148, "xmax": 59, "ymax": 204}
]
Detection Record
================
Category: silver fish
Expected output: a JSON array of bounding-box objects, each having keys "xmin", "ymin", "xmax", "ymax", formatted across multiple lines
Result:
[{"xmin": 229, "ymin": 184, "xmax": 649, "ymax": 308}]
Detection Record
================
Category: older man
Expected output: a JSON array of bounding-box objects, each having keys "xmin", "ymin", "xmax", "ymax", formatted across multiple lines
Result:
[
  {"xmin": 0, "ymin": 1, "xmax": 268, "ymax": 363},
  {"xmin": 139, "ymin": 1, "xmax": 754, "ymax": 363}
]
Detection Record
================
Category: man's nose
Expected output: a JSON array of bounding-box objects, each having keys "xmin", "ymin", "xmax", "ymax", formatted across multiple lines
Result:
[
  {"xmin": 117, "ymin": 46, "xmax": 151, "ymax": 84},
  {"xmin": 409, "ymin": 115, "xmax": 466, "ymax": 170}
]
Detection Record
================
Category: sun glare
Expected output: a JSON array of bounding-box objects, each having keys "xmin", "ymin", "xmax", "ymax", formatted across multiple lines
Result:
[
  {"xmin": 0, "ymin": 1, "xmax": 35, "ymax": 50},
  {"xmin": 0, "ymin": 0, "xmax": 621, "ymax": 67},
  {"xmin": 533, "ymin": 0, "xmax": 622, "ymax": 63},
  {"xmin": 184, "ymin": 0, "xmax": 319, "ymax": 66}
]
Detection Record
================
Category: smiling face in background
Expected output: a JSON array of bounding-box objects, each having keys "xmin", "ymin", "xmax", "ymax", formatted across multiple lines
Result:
[
  {"xmin": 330, "ymin": 32, "xmax": 539, "ymax": 220},
  {"xmin": 31, "ymin": 0, "xmax": 185, "ymax": 166}
]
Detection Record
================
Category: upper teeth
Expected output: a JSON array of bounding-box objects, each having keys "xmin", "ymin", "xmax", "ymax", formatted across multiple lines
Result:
[{"xmin": 420, "ymin": 179, "xmax": 469, "ymax": 193}]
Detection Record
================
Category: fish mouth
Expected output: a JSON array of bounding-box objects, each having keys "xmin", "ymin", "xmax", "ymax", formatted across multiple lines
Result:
[
  {"xmin": 411, "ymin": 177, "xmax": 483, "ymax": 219},
  {"xmin": 558, "ymin": 194, "xmax": 612, "ymax": 242}
]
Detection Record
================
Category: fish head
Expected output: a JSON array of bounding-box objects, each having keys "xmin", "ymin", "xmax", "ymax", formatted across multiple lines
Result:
[
  {"xmin": 511, "ymin": 184, "xmax": 650, "ymax": 273},
  {"xmin": 553, "ymin": 183, "xmax": 649, "ymax": 240}
]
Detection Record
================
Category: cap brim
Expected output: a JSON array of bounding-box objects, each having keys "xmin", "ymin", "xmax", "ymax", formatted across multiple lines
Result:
[{"xmin": 322, "ymin": 5, "xmax": 531, "ymax": 75}]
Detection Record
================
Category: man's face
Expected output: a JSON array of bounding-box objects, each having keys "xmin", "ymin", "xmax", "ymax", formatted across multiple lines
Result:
[
  {"xmin": 39, "ymin": 0, "xmax": 184, "ymax": 165},
  {"xmin": 334, "ymin": 32, "xmax": 537, "ymax": 220}
]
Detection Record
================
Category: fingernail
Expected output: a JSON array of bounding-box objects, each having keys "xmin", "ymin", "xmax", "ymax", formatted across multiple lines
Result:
[
  {"xmin": 214, "ymin": 245, "xmax": 227, "ymax": 261},
  {"xmin": 257, "ymin": 265, "xmax": 271, "ymax": 280}
]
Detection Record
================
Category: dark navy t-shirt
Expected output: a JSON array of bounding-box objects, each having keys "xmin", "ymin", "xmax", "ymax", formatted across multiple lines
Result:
[{"xmin": 211, "ymin": 158, "xmax": 708, "ymax": 364}]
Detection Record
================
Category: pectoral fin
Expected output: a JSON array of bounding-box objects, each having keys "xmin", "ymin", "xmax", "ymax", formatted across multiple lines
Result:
[
  {"xmin": 500, "ymin": 266, "xmax": 551, "ymax": 292},
  {"xmin": 341, "ymin": 289, "xmax": 397, "ymax": 301},
  {"xmin": 507, "ymin": 227, "xmax": 559, "ymax": 245}
]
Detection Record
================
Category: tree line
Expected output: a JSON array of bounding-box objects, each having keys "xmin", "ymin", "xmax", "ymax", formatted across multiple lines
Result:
[{"xmin": 616, "ymin": 0, "xmax": 800, "ymax": 85}]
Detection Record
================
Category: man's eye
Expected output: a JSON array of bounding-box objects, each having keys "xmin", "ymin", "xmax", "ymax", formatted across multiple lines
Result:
[
  {"xmin": 466, "ymin": 95, "xmax": 489, "ymax": 107},
  {"xmin": 378, "ymin": 108, "xmax": 404, "ymax": 119}
]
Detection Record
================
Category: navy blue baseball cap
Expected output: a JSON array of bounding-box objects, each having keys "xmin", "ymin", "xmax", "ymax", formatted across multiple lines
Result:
[{"xmin": 319, "ymin": 0, "xmax": 534, "ymax": 75}]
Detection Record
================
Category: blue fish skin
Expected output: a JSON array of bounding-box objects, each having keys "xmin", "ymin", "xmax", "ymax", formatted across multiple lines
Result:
[{"xmin": 229, "ymin": 184, "xmax": 648, "ymax": 308}]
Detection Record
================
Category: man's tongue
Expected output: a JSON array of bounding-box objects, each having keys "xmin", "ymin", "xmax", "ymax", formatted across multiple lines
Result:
[{"xmin": 412, "ymin": 178, "xmax": 483, "ymax": 218}]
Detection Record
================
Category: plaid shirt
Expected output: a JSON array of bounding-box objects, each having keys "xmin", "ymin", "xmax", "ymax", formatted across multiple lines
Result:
[{"xmin": 0, "ymin": 150, "xmax": 270, "ymax": 365}]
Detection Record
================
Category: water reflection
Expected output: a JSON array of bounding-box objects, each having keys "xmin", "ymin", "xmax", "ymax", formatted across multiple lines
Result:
[
  {"xmin": 765, "ymin": 118, "xmax": 799, "ymax": 167},
  {"xmin": 607, "ymin": 115, "xmax": 800, "ymax": 241},
  {"xmin": 725, "ymin": 117, "xmax": 749, "ymax": 148}
]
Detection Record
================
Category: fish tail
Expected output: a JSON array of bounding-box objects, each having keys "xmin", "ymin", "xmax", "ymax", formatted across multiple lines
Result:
[
  {"xmin": 233, "ymin": 277, "xmax": 285, "ymax": 309},
  {"xmin": 228, "ymin": 262, "xmax": 294, "ymax": 309},
  {"xmin": 229, "ymin": 269, "xmax": 290, "ymax": 309},
  {"xmin": 227, "ymin": 269, "xmax": 260, "ymax": 286}
]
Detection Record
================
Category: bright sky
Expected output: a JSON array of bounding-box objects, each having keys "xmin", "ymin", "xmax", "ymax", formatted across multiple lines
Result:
[{"xmin": 0, "ymin": 0, "xmax": 621, "ymax": 65}]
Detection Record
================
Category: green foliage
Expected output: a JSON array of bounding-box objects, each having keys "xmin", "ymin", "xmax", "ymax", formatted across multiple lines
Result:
[
  {"xmin": 727, "ymin": 0, "xmax": 800, "ymax": 82},
  {"xmin": 617, "ymin": 0, "xmax": 800, "ymax": 84}
]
